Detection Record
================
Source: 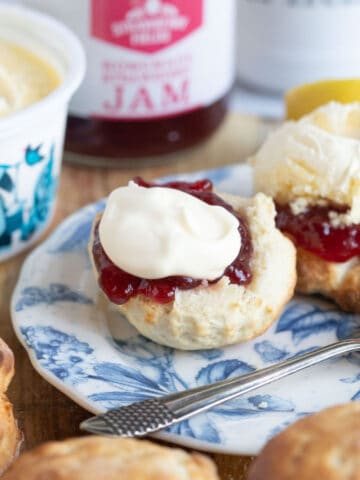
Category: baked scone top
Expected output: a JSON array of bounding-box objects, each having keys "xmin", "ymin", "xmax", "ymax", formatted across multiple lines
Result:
[
  {"xmin": 252, "ymin": 102, "xmax": 360, "ymax": 223},
  {"xmin": 248, "ymin": 402, "xmax": 360, "ymax": 480},
  {"xmin": 2, "ymin": 437, "xmax": 219, "ymax": 480},
  {"xmin": 0, "ymin": 338, "xmax": 14, "ymax": 393}
]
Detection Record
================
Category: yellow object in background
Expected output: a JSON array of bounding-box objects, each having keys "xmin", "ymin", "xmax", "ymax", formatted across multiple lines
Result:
[{"xmin": 285, "ymin": 79, "xmax": 360, "ymax": 119}]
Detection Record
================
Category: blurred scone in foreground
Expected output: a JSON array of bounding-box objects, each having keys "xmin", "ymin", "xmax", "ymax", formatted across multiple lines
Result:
[
  {"xmin": 252, "ymin": 102, "xmax": 360, "ymax": 312},
  {"xmin": 248, "ymin": 402, "xmax": 360, "ymax": 480},
  {"xmin": 0, "ymin": 338, "xmax": 21, "ymax": 475},
  {"xmin": 2, "ymin": 436, "xmax": 219, "ymax": 480},
  {"xmin": 89, "ymin": 178, "xmax": 296, "ymax": 350}
]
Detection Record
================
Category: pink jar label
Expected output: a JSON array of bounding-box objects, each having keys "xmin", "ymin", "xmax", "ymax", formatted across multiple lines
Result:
[
  {"xmin": 91, "ymin": 0, "xmax": 203, "ymax": 54},
  {"xmin": 64, "ymin": 0, "xmax": 235, "ymax": 120}
]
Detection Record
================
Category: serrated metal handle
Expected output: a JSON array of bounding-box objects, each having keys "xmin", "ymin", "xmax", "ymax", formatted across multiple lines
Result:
[{"xmin": 81, "ymin": 338, "xmax": 360, "ymax": 437}]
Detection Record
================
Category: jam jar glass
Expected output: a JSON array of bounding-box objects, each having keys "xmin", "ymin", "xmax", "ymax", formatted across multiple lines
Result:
[{"xmin": 23, "ymin": 0, "xmax": 236, "ymax": 166}]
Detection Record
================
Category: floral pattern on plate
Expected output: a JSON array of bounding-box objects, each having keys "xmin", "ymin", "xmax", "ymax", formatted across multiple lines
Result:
[{"xmin": 11, "ymin": 164, "xmax": 360, "ymax": 454}]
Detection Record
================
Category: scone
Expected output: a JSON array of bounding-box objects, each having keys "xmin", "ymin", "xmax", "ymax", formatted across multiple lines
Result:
[
  {"xmin": 252, "ymin": 101, "xmax": 360, "ymax": 312},
  {"xmin": 2, "ymin": 436, "xmax": 219, "ymax": 480},
  {"xmin": 296, "ymin": 248, "xmax": 360, "ymax": 312},
  {"xmin": 248, "ymin": 402, "xmax": 360, "ymax": 480},
  {"xmin": 0, "ymin": 338, "xmax": 21, "ymax": 475},
  {"xmin": 89, "ymin": 177, "xmax": 296, "ymax": 350},
  {"xmin": 0, "ymin": 338, "xmax": 14, "ymax": 393}
]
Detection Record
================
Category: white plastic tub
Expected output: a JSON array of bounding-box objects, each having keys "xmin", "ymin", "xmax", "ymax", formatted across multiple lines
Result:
[{"xmin": 0, "ymin": 4, "xmax": 85, "ymax": 260}]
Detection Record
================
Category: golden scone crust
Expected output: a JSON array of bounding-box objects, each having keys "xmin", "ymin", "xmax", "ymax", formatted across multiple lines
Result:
[
  {"xmin": 2, "ymin": 436, "xmax": 219, "ymax": 480},
  {"xmin": 0, "ymin": 394, "xmax": 20, "ymax": 475},
  {"xmin": 248, "ymin": 402, "xmax": 360, "ymax": 480},
  {"xmin": 296, "ymin": 246, "xmax": 360, "ymax": 312},
  {"xmin": 0, "ymin": 338, "xmax": 21, "ymax": 475},
  {"xmin": 89, "ymin": 192, "xmax": 297, "ymax": 350},
  {"xmin": 0, "ymin": 338, "xmax": 14, "ymax": 393}
]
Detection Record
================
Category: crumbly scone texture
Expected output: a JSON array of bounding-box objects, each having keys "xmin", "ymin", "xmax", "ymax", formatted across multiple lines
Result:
[
  {"xmin": 90, "ymin": 192, "xmax": 296, "ymax": 350},
  {"xmin": 248, "ymin": 402, "xmax": 360, "ymax": 480},
  {"xmin": 2, "ymin": 436, "xmax": 219, "ymax": 480},
  {"xmin": 0, "ymin": 338, "xmax": 21, "ymax": 475},
  {"xmin": 295, "ymin": 246, "xmax": 360, "ymax": 312}
]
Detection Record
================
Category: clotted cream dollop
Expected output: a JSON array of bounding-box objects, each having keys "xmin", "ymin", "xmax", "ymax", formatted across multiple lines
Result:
[{"xmin": 99, "ymin": 181, "xmax": 241, "ymax": 280}]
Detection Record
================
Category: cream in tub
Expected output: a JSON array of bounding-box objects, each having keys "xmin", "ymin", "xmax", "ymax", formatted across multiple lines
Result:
[{"xmin": 0, "ymin": 4, "xmax": 85, "ymax": 260}]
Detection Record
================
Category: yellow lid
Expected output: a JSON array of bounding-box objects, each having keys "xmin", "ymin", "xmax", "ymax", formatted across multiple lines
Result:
[{"xmin": 285, "ymin": 79, "xmax": 360, "ymax": 120}]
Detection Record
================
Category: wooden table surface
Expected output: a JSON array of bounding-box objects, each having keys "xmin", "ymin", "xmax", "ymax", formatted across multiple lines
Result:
[{"xmin": 0, "ymin": 112, "xmax": 269, "ymax": 480}]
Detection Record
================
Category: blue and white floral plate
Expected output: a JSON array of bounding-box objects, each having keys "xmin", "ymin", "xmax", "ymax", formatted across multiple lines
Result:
[{"xmin": 11, "ymin": 164, "xmax": 360, "ymax": 455}]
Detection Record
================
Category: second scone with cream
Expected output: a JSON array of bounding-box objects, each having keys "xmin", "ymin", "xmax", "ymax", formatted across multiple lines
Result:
[
  {"xmin": 89, "ymin": 180, "xmax": 296, "ymax": 350},
  {"xmin": 252, "ymin": 101, "xmax": 360, "ymax": 312},
  {"xmin": 252, "ymin": 101, "xmax": 360, "ymax": 223}
]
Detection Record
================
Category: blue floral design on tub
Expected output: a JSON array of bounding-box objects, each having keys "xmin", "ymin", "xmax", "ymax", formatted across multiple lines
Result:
[{"xmin": 0, "ymin": 143, "xmax": 57, "ymax": 251}]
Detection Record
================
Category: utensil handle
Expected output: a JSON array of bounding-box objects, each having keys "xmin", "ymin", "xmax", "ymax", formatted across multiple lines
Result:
[{"xmin": 166, "ymin": 338, "xmax": 360, "ymax": 420}]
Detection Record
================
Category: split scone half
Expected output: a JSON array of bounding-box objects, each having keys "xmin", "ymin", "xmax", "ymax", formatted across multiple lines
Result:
[
  {"xmin": 252, "ymin": 101, "xmax": 360, "ymax": 312},
  {"xmin": 2, "ymin": 436, "xmax": 219, "ymax": 480},
  {"xmin": 89, "ymin": 179, "xmax": 296, "ymax": 350},
  {"xmin": 0, "ymin": 338, "xmax": 21, "ymax": 475}
]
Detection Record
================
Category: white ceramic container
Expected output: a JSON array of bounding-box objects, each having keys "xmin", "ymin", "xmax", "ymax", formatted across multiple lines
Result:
[{"xmin": 0, "ymin": 4, "xmax": 85, "ymax": 261}]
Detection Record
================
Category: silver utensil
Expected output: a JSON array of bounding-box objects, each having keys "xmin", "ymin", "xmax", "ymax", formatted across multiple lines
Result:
[{"xmin": 80, "ymin": 338, "xmax": 360, "ymax": 437}]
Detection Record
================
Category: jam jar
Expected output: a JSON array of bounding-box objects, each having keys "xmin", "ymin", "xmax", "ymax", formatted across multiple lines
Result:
[{"xmin": 24, "ymin": 0, "xmax": 236, "ymax": 166}]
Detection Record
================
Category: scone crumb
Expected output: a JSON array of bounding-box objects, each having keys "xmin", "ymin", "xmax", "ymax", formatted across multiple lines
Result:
[
  {"xmin": 289, "ymin": 197, "xmax": 329, "ymax": 215},
  {"xmin": 289, "ymin": 197, "xmax": 310, "ymax": 215},
  {"xmin": 328, "ymin": 210, "xmax": 354, "ymax": 227},
  {"xmin": 289, "ymin": 198, "xmax": 355, "ymax": 227}
]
